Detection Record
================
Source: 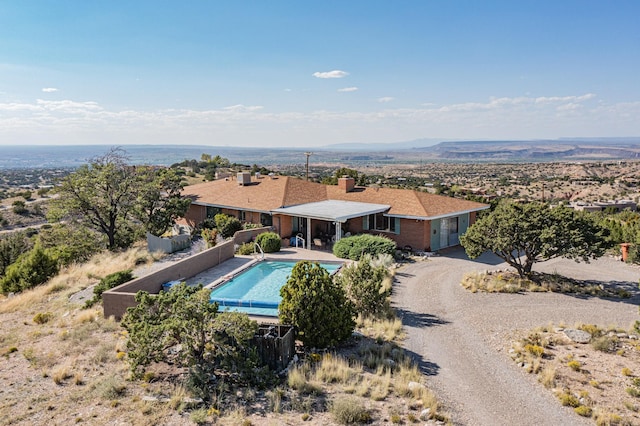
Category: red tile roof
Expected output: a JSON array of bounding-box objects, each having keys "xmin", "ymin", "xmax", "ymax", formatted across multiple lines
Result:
[{"xmin": 182, "ymin": 175, "xmax": 487, "ymax": 218}]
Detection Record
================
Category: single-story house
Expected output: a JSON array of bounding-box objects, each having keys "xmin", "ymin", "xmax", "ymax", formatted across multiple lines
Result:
[{"xmin": 181, "ymin": 173, "xmax": 489, "ymax": 252}]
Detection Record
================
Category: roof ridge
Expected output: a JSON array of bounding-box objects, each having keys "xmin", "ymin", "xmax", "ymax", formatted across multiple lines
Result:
[{"xmin": 410, "ymin": 188, "xmax": 431, "ymax": 217}]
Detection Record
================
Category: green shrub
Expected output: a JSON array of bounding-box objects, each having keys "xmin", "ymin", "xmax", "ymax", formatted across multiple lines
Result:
[
  {"xmin": 0, "ymin": 244, "xmax": 59, "ymax": 294},
  {"xmin": 236, "ymin": 242, "xmax": 255, "ymax": 255},
  {"xmin": 215, "ymin": 213, "xmax": 242, "ymax": 239},
  {"xmin": 33, "ymin": 312, "xmax": 53, "ymax": 324},
  {"xmin": 201, "ymin": 228, "xmax": 218, "ymax": 248},
  {"xmin": 85, "ymin": 270, "xmax": 134, "ymax": 308},
  {"xmin": 0, "ymin": 231, "xmax": 33, "ymax": 276},
  {"xmin": 12, "ymin": 200, "xmax": 28, "ymax": 215},
  {"xmin": 255, "ymin": 232, "xmax": 281, "ymax": 253},
  {"xmin": 37, "ymin": 224, "xmax": 104, "ymax": 266},
  {"xmin": 330, "ymin": 396, "xmax": 371, "ymax": 424},
  {"xmin": 279, "ymin": 261, "xmax": 355, "ymax": 348},
  {"xmin": 335, "ymin": 255, "xmax": 390, "ymax": 317},
  {"xmin": 591, "ymin": 335, "xmax": 617, "ymax": 353},
  {"xmin": 574, "ymin": 405, "xmax": 592, "ymax": 417},
  {"xmin": 333, "ymin": 234, "xmax": 396, "ymax": 261}
]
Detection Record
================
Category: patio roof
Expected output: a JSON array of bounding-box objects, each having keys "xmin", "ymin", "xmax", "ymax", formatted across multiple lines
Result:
[{"xmin": 272, "ymin": 200, "xmax": 390, "ymax": 223}]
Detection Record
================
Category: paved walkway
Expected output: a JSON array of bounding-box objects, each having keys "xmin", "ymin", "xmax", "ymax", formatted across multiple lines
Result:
[{"xmin": 393, "ymin": 248, "xmax": 640, "ymax": 426}]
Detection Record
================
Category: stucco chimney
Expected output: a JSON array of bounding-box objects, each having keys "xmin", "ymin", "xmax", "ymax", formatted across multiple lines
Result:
[{"xmin": 338, "ymin": 176, "xmax": 355, "ymax": 192}]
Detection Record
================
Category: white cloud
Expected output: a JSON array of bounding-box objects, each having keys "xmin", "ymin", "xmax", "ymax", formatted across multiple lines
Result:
[
  {"xmin": 378, "ymin": 97, "xmax": 395, "ymax": 103},
  {"xmin": 0, "ymin": 92, "xmax": 637, "ymax": 147},
  {"xmin": 338, "ymin": 87, "xmax": 358, "ymax": 92},
  {"xmin": 41, "ymin": 88, "xmax": 58, "ymax": 93},
  {"xmin": 312, "ymin": 70, "xmax": 349, "ymax": 79}
]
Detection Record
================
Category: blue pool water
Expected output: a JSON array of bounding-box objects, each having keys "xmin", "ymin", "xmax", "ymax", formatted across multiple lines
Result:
[{"xmin": 210, "ymin": 260, "xmax": 342, "ymax": 316}]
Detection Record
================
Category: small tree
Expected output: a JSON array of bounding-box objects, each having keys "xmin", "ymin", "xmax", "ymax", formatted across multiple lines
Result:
[
  {"xmin": 279, "ymin": 261, "xmax": 355, "ymax": 348},
  {"xmin": 335, "ymin": 255, "xmax": 391, "ymax": 317},
  {"xmin": 0, "ymin": 231, "xmax": 33, "ymax": 276},
  {"xmin": 85, "ymin": 270, "xmax": 133, "ymax": 308},
  {"xmin": 460, "ymin": 201, "xmax": 611, "ymax": 278},
  {"xmin": 12, "ymin": 200, "xmax": 28, "ymax": 215},
  {"xmin": 121, "ymin": 284, "xmax": 258, "ymax": 399}
]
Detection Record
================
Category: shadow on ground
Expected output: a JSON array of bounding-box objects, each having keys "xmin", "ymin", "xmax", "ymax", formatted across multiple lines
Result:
[
  {"xmin": 402, "ymin": 347, "xmax": 440, "ymax": 376},
  {"xmin": 395, "ymin": 308, "xmax": 450, "ymax": 328}
]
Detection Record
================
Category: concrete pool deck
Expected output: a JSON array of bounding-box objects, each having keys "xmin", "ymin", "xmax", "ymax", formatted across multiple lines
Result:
[{"xmin": 183, "ymin": 247, "xmax": 345, "ymax": 289}]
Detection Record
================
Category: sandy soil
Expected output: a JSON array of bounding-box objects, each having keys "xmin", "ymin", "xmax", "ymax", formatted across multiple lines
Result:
[{"xmin": 393, "ymin": 248, "xmax": 640, "ymax": 426}]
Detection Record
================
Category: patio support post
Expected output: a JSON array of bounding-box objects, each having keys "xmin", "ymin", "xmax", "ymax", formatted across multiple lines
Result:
[
  {"xmin": 335, "ymin": 223, "xmax": 341, "ymax": 242},
  {"xmin": 307, "ymin": 217, "xmax": 312, "ymax": 250}
]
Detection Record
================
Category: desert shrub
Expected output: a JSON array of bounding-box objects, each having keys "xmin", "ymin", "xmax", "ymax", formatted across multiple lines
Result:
[
  {"xmin": 37, "ymin": 224, "xmax": 104, "ymax": 266},
  {"xmin": 333, "ymin": 234, "xmax": 396, "ymax": 261},
  {"xmin": 330, "ymin": 396, "xmax": 371, "ymax": 424},
  {"xmin": 574, "ymin": 405, "xmax": 593, "ymax": 417},
  {"xmin": 558, "ymin": 391, "xmax": 580, "ymax": 407},
  {"xmin": 524, "ymin": 344, "xmax": 545, "ymax": 358},
  {"xmin": 0, "ymin": 244, "xmax": 59, "ymax": 293},
  {"xmin": 33, "ymin": 312, "xmax": 53, "ymax": 324},
  {"xmin": 591, "ymin": 335, "xmax": 618, "ymax": 353},
  {"xmin": 0, "ymin": 231, "xmax": 33, "ymax": 276},
  {"xmin": 335, "ymin": 255, "xmax": 390, "ymax": 317},
  {"xmin": 85, "ymin": 270, "xmax": 134, "ymax": 308},
  {"xmin": 255, "ymin": 232, "xmax": 281, "ymax": 253},
  {"xmin": 12, "ymin": 200, "xmax": 28, "ymax": 215},
  {"xmin": 201, "ymin": 228, "xmax": 218, "ymax": 248},
  {"xmin": 215, "ymin": 213, "xmax": 242, "ymax": 239},
  {"xmin": 279, "ymin": 261, "xmax": 355, "ymax": 348},
  {"xmin": 236, "ymin": 242, "xmax": 255, "ymax": 255},
  {"xmin": 567, "ymin": 360, "xmax": 582, "ymax": 372},
  {"xmin": 190, "ymin": 408, "xmax": 209, "ymax": 424}
]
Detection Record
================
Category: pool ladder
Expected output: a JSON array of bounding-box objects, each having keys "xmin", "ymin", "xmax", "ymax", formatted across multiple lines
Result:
[
  {"xmin": 295, "ymin": 233, "xmax": 306, "ymax": 249},
  {"xmin": 253, "ymin": 242, "xmax": 265, "ymax": 260}
]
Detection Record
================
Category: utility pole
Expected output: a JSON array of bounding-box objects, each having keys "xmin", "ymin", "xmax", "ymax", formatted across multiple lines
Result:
[{"xmin": 304, "ymin": 152, "xmax": 313, "ymax": 181}]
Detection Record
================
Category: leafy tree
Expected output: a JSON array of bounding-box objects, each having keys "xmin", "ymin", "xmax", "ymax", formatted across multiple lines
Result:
[
  {"xmin": 279, "ymin": 261, "xmax": 355, "ymax": 348},
  {"xmin": 0, "ymin": 232, "xmax": 33, "ymax": 277},
  {"xmin": 0, "ymin": 244, "xmax": 59, "ymax": 293},
  {"xmin": 48, "ymin": 148, "xmax": 138, "ymax": 250},
  {"xmin": 335, "ymin": 254, "xmax": 390, "ymax": 317},
  {"xmin": 121, "ymin": 284, "xmax": 259, "ymax": 399},
  {"xmin": 49, "ymin": 148, "xmax": 190, "ymax": 250},
  {"xmin": 460, "ymin": 202, "xmax": 611, "ymax": 278},
  {"xmin": 322, "ymin": 167, "xmax": 359, "ymax": 185},
  {"xmin": 133, "ymin": 166, "xmax": 191, "ymax": 237}
]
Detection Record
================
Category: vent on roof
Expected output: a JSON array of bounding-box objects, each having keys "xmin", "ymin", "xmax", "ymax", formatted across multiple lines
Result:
[{"xmin": 237, "ymin": 172, "xmax": 251, "ymax": 186}]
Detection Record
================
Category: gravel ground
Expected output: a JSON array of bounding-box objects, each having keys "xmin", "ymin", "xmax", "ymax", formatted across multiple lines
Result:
[{"xmin": 393, "ymin": 248, "xmax": 640, "ymax": 426}]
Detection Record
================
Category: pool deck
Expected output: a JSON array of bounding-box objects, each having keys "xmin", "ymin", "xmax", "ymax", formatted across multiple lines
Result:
[{"xmin": 184, "ymin": 247, "xmax": 345, "ymax": 290}]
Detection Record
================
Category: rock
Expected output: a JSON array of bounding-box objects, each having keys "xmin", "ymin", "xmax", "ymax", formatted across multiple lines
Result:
[
  {"xmin": 564, "ymin": 328, "xmax": 591, "ymax": 344},
  {"xmin": 385, "ymin": 358, "xmax": 396, "ymax": 367},
  {"xmin": 617, "ymin": 333, "xmax": 628, "ymax": 338},
  {"xmin": 142, "ymin": 396, "xmax": 159, "ymax": 402},
  {"xmin": 419, "ymin": 408, "xmax": 431, "ymax": 420}
]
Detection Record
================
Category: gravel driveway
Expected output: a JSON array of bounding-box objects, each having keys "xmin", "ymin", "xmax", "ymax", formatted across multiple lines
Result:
[{"xmin": 393, "ymin": 248, "xmax": 640, "ymax": 426}]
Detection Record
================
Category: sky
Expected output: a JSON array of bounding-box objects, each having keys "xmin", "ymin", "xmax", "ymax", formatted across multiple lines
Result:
[{"xmin": 0, "ymin": 1, "xmax": 639, "ymax": 148}]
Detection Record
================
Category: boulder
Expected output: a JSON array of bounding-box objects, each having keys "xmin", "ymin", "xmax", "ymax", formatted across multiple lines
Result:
[{"xmin": 564, "ymin": 328, "xmax": 591, "ymax": 344}]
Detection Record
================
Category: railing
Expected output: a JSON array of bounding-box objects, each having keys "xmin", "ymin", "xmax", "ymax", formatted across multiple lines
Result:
[
  {"xmin": 294, "ymin": 233, "xmax": 306, "ymax": 249},
  {"xmin": 253, "ymin": 242, "xmax": 265, "ymax": 260}
]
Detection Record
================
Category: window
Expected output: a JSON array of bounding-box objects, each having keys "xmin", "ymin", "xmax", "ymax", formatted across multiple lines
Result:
[
  {"xmin": 206, "ymin": 206, "xmax": 220, "ymax": 219},
  {"xmin": 260, "ymin": 213, "xmax": 273, "ymax": 226},
  {"xmin": 239, "ymin": 211, "xmax": 246, "ymax": 221},
  {"xmin": 365, "ymin": 214, "xmax": 399, "ymax": 234}
]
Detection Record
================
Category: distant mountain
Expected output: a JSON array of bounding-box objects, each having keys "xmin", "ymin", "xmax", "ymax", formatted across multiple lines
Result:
[{"xmin": 322, "ymin": 138, "xmax": 442, "ymax": 151}]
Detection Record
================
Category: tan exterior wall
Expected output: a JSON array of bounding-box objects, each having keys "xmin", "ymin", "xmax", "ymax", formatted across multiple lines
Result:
[
  {"xmin": 182, "ymin": 204, "xmax": 206, "ymax": 228},
  {"xmin": 469, "ymin": 211, "xmax": 477, "ymax": 225},
  {"xmin": 103, "ymin": 240, "xmax": 235, "ymax": 320}
]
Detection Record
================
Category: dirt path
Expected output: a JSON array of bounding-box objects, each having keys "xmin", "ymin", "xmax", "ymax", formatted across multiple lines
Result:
[{"xmin": 393, "ymin": 249, "xmax": 640, "ymax": 426}]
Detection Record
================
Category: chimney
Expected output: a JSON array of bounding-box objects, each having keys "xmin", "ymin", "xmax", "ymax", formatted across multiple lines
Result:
[{"xmin": 338, "ymin": 176, "xmax": 355, "ymax": 192}]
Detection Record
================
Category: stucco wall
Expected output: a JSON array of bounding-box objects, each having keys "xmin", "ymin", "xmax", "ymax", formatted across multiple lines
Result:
[
  {"xmin": 182, "ymin": 204, "xmax": 206, "ymax": 228},
  {"xmin": 103, "ymin": 240, "xmax": 235, "ymax": 320}
]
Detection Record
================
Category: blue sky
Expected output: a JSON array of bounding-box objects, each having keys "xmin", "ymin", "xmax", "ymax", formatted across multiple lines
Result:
[{"xmin": 0, "ymin": 1, "xmax": 639, "ymax": 147}]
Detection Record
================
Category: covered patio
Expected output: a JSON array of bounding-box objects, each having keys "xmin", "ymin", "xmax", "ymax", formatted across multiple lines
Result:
[{"xmin": 272, "ymin": 200, "xmax": 390, "ymax": 250}]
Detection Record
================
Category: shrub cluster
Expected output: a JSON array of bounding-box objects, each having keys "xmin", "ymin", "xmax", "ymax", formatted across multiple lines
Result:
[
  {"xmin": 255, "ymin": 232, "xmax": 281, "ymax": 253},
  {"xmin": 214, "ymin": 213, "xmax": 242, "ymax": 239},
  {"xmin": 0, "ymin": 244, "xmax": 59, "ymax": 293},
  {"xmin": 335, "ymin": 254, "xmax": 390, "ymax": 317},
  {"xmin": 333, "ymin": 234, "xmax": 396, "ymax": 260},
  {"xmin": 85, "ymin": 270, "xmax": 134, "ymax": 308}
]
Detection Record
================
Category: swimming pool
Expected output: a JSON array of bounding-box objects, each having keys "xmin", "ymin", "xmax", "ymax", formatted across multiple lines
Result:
[{"xmin": 209, "ymin": 260, "xmax": 343, "ymax": 316}]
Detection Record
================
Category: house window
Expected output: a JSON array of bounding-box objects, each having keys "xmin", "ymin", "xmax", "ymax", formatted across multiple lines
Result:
[
  {"xmin": 206, "ymin": 206, "xmax": 220, "ymax": 219},
  {"xmin": 239, "ymin": 211, "xmax": 246, "ymax": 221},
  {"xmin": 366, "ymin": 214, "xmax": 399, "ymax": 234},
  {"xmin": 260, "ymin": 213, "xmax": 273, "ymax": 226}
]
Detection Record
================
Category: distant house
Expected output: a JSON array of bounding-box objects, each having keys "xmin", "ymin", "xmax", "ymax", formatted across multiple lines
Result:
[{"xmin": 181, "ymin": 173, "xmax": 489, "ymax": 252}]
